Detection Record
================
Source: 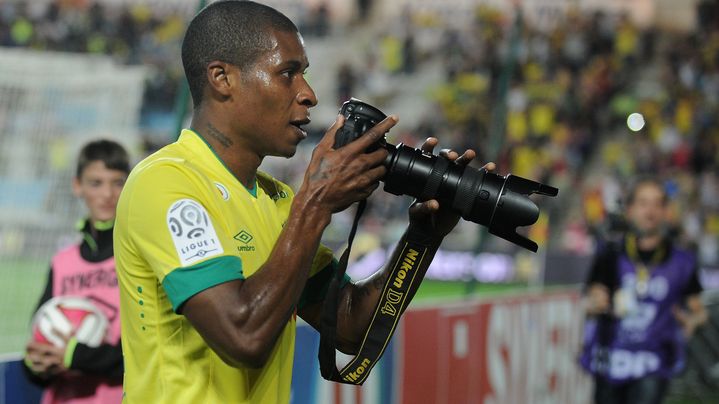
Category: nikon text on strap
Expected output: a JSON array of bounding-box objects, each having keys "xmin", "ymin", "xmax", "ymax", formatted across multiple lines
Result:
[{"xmin": 318, "ymin": 200, "xmax": 432, "ymax": 385}]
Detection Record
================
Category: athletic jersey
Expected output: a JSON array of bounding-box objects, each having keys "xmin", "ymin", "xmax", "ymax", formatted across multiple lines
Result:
[
  {"xmin": 114, "ymin": 129, "xmax": 340, "ymax": 403},
  {"xmin": 580, "ymin": 238, "xmax": 702, "ymax": 382}
]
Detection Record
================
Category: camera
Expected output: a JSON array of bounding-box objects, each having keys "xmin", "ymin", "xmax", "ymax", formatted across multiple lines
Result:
[{"xmin": 334, "ymin": 98, "xmax": 559, "ymax": 252}]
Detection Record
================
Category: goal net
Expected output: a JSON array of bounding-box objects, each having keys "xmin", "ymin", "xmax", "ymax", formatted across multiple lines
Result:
[{"xmin": 0, "ymin": 49, "xmax": 145, "ymax": 355}]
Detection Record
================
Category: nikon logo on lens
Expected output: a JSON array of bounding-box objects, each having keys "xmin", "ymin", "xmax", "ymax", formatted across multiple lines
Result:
[{"xmin": 334, "ymin": 98, "xmax": 559, "ymax": 252}]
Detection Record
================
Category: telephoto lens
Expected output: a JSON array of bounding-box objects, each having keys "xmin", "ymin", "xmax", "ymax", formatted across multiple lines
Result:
[{"xmin": 334, "ymin": 98, "xmax": 559, "ymax": 252}]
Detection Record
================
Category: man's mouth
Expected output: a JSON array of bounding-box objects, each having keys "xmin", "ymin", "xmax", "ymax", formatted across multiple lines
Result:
[{"xmin": 290, "ymin": 118, "xmax": 311, "ymax": 138}]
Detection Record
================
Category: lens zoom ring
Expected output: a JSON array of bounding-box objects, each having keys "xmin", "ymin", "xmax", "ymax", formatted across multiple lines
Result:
[
  {"xmin": 421, "ymin": 157, "xmax": 448, "ymax": 200},
  {"xmin": 452, "ymin": 169, "xmax": 475, "ymax": 217}
]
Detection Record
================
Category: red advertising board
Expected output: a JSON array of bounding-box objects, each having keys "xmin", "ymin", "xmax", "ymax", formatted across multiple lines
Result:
[{"xmin": 399, "ymin": 291, "xmax": 591, "ymax": 404}]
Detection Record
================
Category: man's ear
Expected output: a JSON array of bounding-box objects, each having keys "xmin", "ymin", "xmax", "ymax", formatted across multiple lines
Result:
[
  {"xmin": 72, "ymin": 176, "xmax": 82, "ymax": 198},
  {"xmin": 206, "ymin": 61, "xmax": 236, "ymax": 99}
]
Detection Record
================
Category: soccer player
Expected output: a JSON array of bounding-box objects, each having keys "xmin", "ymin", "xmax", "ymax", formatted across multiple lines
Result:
[
  {"xmin": 114, "ymin": 1, "xmax": 485, "ymax": 402},
  {"xmin": 581, "ymin": 177, "xmax": 708, "ymax": 404},
  {"xmin": 24, "ymin": 140, "xmax": 130, "ymax": 403}
]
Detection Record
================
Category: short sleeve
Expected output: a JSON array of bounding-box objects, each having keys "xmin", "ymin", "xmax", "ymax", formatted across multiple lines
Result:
[
  {"xmin": 298, "ymin": 244, "xmax": 351, "ymax": 310},
  {"xmin": 585, "ymin": 241, "xmax": 619, "ymax": 292},
  {"xmin": 682, "ymin": 264, "xmax": 703, "ymax": 298},
  {"xmin": 123, "ymin": 162, "xmax": 244, "ymax": 311}
]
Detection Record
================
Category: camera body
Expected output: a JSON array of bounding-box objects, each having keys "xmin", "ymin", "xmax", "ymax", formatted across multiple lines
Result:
[{"xmin": 334, "ymin": 98, "xmax": 559, "ymax": 252}]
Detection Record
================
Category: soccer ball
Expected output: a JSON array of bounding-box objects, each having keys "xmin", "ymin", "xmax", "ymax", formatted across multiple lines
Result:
[{"xmin": 32, "ymin": 296, "xmax": 109, "ymax": 348}]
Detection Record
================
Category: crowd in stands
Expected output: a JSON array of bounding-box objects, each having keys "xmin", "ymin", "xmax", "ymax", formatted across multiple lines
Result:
[
  {"xmin": 332, "ymin": 4, "xmax": 718, "ymax": 266},
  {"xmin": 0, "ymin": 0, "xmax": 333, "ymax": 133},
  {"xmin": 2, "ymin": 0, "xmax": 717, "ymax": 269},
  {"xmin": 0, "ymin": 0, "xmax": 187, "ymax": 129}
]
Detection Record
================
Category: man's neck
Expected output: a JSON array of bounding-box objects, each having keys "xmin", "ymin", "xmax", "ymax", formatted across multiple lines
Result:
[
  {"xmin": 636, "ymin": 233, "xmax": 662, "ymax": 251},
  {"xmin": 190, "ymin": 115, "xmax": 261, "ymax": 189}
]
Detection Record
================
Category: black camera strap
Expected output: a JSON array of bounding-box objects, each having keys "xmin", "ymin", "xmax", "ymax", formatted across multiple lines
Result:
[{"xmin": 318, "ymin": 200, "xmax": 432, "ymax": 385}]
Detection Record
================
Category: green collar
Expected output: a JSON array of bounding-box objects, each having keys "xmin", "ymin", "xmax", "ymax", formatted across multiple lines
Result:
[
  {"xmin": 75, "ymin": 218, "xmax": 114, "ymax": 254},
  {"xmin": 94, "ymin": 219, "xmax": 115, "ymax": 231},
  {"xmin": 75, "ymin": 218, "xmax": 115, "ymax": 232},
  {"xmin": 188, "ymin": 128, "xmax": 257, "ymax": 198}
]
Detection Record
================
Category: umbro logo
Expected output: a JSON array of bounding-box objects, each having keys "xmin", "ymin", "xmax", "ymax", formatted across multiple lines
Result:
[
  {"xmin": 234, "ymin": 230, "xmax": 255, "ymax": 252},
  {"xmin": 234, "ymin": 230, "xmax": 253, "ymax": 244}
]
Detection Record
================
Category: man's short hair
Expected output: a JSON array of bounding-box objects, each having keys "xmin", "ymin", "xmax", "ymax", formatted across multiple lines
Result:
[
  {"xmin": 626, "ymin": 176, "xmax": 668, "ymax": 206},
  {"xmin": 76, "ymin": 140, "xmax": 131, "ymax": 178},
  {"xmin": 181, "ymin": 0, "xmax": 299, "ymax": 106}
]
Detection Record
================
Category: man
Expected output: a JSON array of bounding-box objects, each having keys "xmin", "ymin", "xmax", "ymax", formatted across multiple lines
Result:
[
  {"xmin": 25, "ymin": 139, "xmax": 129, "ymax": 403},
  {"xmin": 114, "ymin": 1, "xmax": 484, "ymax": 403},
  {"xmin": 581, "ymin": 177, "xmax": 708, "ymax": 404}
]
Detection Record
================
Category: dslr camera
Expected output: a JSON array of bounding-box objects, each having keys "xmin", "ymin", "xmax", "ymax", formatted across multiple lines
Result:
[{"xmin": 334, "ymin": 98, "xmax": 559, "ymax": 252}]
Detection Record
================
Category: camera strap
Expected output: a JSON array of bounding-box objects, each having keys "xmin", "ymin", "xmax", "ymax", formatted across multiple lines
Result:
[{"xmin": 318, "ymin": 200, "xmax": 431, "ymax": 385}]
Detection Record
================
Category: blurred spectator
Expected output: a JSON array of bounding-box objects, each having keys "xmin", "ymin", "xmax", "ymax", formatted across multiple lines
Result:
[
  {"xmin": 336, "ymin": 62, "xmax": 356, "ymax": 104},
  {"xmin": 23, "ymin": 140, "xmax": 130, "ymax": 404},
  {"xmin": 580, "ymin": 178, "xmax": 708, "ymax": 404},
  {"xmin": 356, "ymin": 0, "xmax": 372, "ymax": 23},
  {"xmin": 301, "ymin": 3, "xmax": 330, "ymax": 37}
]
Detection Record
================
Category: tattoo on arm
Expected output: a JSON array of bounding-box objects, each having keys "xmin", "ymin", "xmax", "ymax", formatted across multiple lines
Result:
[
  {"xmin": 371, "ymin": 275, "xmax": 386, "ymax": 291},
  {"xmin": 207, "ymin": 123, "xmax": 234, "ymax": 148},
  {"xmin": 357, "ymin": 273, "xmax": 388, "ymax": 299},
  {"xmin": 310, "ymin": 157, "xmax": 331, "ymax": 181}
]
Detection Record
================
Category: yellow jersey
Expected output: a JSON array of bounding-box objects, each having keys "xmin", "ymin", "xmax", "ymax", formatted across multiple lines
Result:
[{"xmin": 114, "ymin": 129, "xmax": 341, "ymax": 403}]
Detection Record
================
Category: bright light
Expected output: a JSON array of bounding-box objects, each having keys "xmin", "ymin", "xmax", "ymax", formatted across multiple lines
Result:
[{"xmin": 627, "ymin": 112, "xmax": 645, "ymax": 132}]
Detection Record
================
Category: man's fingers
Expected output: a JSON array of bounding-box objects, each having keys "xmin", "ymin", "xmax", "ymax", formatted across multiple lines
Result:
[
  {"xmin": 409, "ymin": 199, "xmax": 440, "ymax": 216},
  {"xmin": 420, "ymin": 137, "xmax": 439, "ymax": 153},
  {"xmin": 317, "ymin": 114, "xmax": 345, "ymax": 149},
  {"xmin": 50, "ymin": 327, "xmax": 71, "ymax": 343},
  {"xmin": 482, "ymin": 161, "xmax": 496, "ymax": 172},
  {"xmin": 359, "ymin": 181, "xmax": 381, "ymax": 200},
  {"xmin": 436, "ymin": 146, "xmax": 478, "ymax": 167},
  {"xmin": 454, "ymin": 149, "xmax": 477, "ymax": 166},
  {"xmin": 362, "ymin": 145, "xmax": 390, "ymax": 167},
  {"xmin": 361, "ymin": 165, "xmax": 387, "ymax": 185},
  {"xmin": 341, "ymin": 115, "xmax": 398, "ymax": 154},
  {"xmin": 27, "ymin": 341, "xmax": 55, "ymax": 355},
  {"xmin": 438, "ymin": 149, "xmax": 459, "ymax": 161}
]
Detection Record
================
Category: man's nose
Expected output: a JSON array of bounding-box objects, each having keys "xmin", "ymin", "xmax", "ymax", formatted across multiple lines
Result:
[
  {"xmin": 100, "ymin": 183, "xmax": 114, "ymax": 198},
  {"xmin": 297, "ymin": 78, "xmax": 318, "ymax": 107}
]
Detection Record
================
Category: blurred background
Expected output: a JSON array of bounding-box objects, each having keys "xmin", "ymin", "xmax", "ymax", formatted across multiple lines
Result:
[{"xmin": 0, "ymin": 0, "xmax": 718, "ymax": 403}]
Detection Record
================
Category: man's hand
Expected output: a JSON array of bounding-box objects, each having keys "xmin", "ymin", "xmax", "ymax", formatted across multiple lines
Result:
[
  {"xmin": 408, "ymin": 137, "xmax": 488, "ymax": 238},
  {"xmin": 585, "ymin": 283, "xmax": 611, "ymax": 315},
  {"xmin": 673, "ymin": 295, "xmax": 708, "ymax": 338},
  {"xmin": 299, "ymin": 114, "xmax": 397, "ymax": 215},
  {"xmin": 183, "ymin": 114, "xmax": 399, "ymax": 369},
  {"xmin": 25, "ymin": 340, "xmax": 68, "ymax": 377}
]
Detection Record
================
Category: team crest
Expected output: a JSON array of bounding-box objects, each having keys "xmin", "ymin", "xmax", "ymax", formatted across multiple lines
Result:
[{"xmin": 214, "ymin": 182, "xmax": 230, "ymax": 200}]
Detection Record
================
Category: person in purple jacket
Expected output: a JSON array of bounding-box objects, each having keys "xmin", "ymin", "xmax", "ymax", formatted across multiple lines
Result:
[{"xmin": 581, "ymin": 177, "xmax": 708, "ymax": 404}]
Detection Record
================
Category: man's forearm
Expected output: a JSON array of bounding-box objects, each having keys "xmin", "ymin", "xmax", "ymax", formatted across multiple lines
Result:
[
  {"xmin": 335, "ymin": 226, "xmax": 442, "ymax": 352},
  {"xmin": 183, "ymin": 194, "xmax": 332, "ymax": 368},
  {"xmin": 234, "ymin": 197, "xmax": 330, "ymax": 334}
]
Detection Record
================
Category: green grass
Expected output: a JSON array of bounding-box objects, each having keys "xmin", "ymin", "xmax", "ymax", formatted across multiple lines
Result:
[
  {"xmin": 414, "ymin": 279, "xmax": 526, "ymax": 302},
  {"xmin": 0, "ymin": 256, "xmax": 524, "ymax": 355},
  {"xmin": 0, "ymin": 258, "xmax": 48, "ymax": 355}
]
